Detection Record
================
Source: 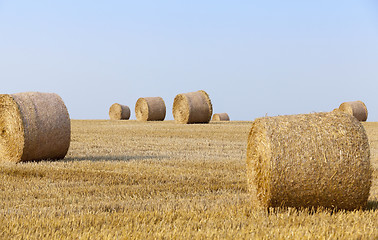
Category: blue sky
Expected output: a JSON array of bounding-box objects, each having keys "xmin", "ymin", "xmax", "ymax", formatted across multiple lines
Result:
[{"xmin": 1, "ymin": 1, "xmax": 378, "ymax": 120}]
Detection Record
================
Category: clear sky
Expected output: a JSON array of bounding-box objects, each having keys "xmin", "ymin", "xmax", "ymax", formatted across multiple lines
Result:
[{"xmin": 1, "ymin": 1, "xmax": 378, "ymax": 120}]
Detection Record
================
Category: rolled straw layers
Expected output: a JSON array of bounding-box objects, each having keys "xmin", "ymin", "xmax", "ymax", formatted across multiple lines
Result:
[
  {"xmin": 338, "ymin": 100, "xmax": 368, "ymax": 121},
  {"xmin": 109, "ymin": 103, "xmax": 130, "ymax": 120},
  {"xmin": 212, "ymin": 113, "xmax": 230, "ymax": 121},
  {"xmin": 135, "ymin": 97, "xmax": 166, "ymax": 121},
  {"xmin": 0, "ymin": 92, "xmax": 71, "ymax": 163},
  {"xmin": 172, "ymin": 90, "xmax": 212, "ymax": 124},
  {"xmin": 246, "ymin": 111, "xmax": 372, "ymax": 210}
]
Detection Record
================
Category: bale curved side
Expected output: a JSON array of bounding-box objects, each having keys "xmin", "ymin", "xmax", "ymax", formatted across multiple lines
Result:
[
  {"xmin": 0, "ymin": 92, "xmax": 71, "ymax": 163},
  {"xmin": 135, "ymin": 97, "xmax": 166, "ymax": 121},
  {"xmin": 339, "ymin": 101, "xmax": 368, "ymax": 121},
  {"xmin": 109, "ymin": 103, "xmax": 131, "ymax": 120},
  {"xmin": 246, "ymin": 111, "xmax": 372, "ymax": 210},
  {"xmin": 212, "ymin": 113, "xmax": 230, "ymax": 121},
  {"xmin": 172, "ymin": 90, "xmax": 213, "ymax": 124}
]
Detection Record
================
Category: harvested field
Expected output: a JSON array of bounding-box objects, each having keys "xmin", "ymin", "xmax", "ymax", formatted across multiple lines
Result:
[{"xmin": 0, "ymin": 120, "xmax": 377, "ymax": 239}]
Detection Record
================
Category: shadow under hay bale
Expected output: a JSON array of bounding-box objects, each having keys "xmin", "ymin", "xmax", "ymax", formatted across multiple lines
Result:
[
  {"xmin": 246, "ymin": 111, "xmax": 372, "ymax": 210},
  {"xmin": 0, "ymin": 92, "xmax": 71, "ymax": 163},
  {"xmin": 64, "ymin": 155, "xmax": 167, "ymax": 162},
  {"xmin": 338, "ymin": 100, "xmax": 368, "ymax": 121},
  {"xmin": 172, "ymin": 90, "xmax": 212, "ymax": 124},
  {"xmin": 135, "ymin": 97, "xmax": 166, "ymax": 121},
  {"xmin": 109, "ymin": 103, "xmax": 131, "ymax": 120}
]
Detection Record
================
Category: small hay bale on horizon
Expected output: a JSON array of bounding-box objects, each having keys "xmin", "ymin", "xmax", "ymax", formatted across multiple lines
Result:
[
  {"xmin": 212, "ymin": 113, "xmax": 230, "ymax": 122},
  {"xmin": 172, "ymin": 90, "xmax": 213, "ymax": 124},
  {"xmin": 0, "ymin": 92, "xmax": 71, "ymax": 163},
  {"xmin": 135, "ymin": 97, "xmax": 166, "ymax": 121},
  {"xmin": 109, "ymin": 103, "xmax": 131, "ymax": 120},
  {"xmin": 338, "ymin": 100, "xmax": 368, "ymax": 121},
  {"xmin": 246, "ymin": 111, "xmax": 372, "ymax": 210}
]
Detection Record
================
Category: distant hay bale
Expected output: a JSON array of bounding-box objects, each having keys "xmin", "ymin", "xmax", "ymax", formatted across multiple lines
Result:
[
  {"xmin": 135, "ymin": 97, "xmax": 166, "ymax": 121},
  {"xmin": 109, "ymin": 103, "xmax": 130, "ymax": 120},
  {"xmin": 172, "ymin": 90, "xmax": 213, "ymax": 124},
  {"xmin": 212, "ymin": 113, "xmax": 230, "ymax": 122},
  {"xmin": 0, "ymin": 92, "xmax": 71, "ymax": 163},
  {"xmin": 339, "ymin": 101, "xmax": 368, "ymax": 121},
  {"xmin": 246, "ymin": 111, "xmax": 372, "ymax": 210}
]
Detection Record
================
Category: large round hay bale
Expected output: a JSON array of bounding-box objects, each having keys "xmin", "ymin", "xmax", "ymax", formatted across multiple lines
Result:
[
  {"xmin": 0, "ymin": 92, "xmax": 71, "ymax": 163},
  {"xmin": 135, "ymin": 97, "xmax": 166, "ymax": 121},
  {"xmin": 212, "ymin": 113, "xmax": 230, "ymax": 122},
  {"xmin": 109, "ymin": 103, "xmax": 130, "ymax": 120},
  {"xmin": 172, "ymin": 90, "xmax": 213, "ymax": 124},
  {"xmin": 338, "ymin": 100, "xmax": 368, "ymax": 121},
  {"xmin": 246, "ymin": 111, "xmax": 372, "ymax": 210}
]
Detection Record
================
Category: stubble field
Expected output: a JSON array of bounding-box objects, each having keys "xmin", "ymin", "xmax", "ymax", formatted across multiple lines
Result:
[{"xmin": 0, "ymin": 120, "xmax": 377, "ymax": 239}]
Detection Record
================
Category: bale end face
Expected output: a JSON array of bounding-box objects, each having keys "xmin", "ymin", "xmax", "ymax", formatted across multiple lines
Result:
[
  {"xmin": 172, "ymin": 94, "xmax": 190, "ymax": 124},
  {"xmin": 0, "ymin": 94, "xmax": 25, "ymax": 163}
]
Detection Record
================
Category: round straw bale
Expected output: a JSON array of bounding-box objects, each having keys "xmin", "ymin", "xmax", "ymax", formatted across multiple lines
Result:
[
  {"xmin": 212, "ymin": 113, "xmax": 230, "ymax": 122},
  {"xmin": 246, "ymin": 111, "xmax": 372, "ymax": 210},
  {"xmin": 109, "ymin": 103, "xmax": 130, "ymax": 120},
  {"xmin": 172, "ymin": 90, "xmax": 213, "ymax": 124},
  {"xmin": 135, "ymin": 97, "xmax": 166, "ymax": 121},
  {"xmin": 0, "ymin": 92, "xmax": 71, "ymax": 163},
  {"xmin": 338, "ymin": 101, "xmax": 368, "ymax": 121}
]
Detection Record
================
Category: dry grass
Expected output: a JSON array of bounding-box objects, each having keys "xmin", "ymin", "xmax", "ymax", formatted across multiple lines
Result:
[{"xmin": 0, "ymin": 120, "xmax": 377, "ymax": 239}]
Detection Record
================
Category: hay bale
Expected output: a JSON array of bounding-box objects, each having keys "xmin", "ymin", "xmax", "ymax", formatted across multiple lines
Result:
[
  {"xmin": 338, "ymin": 101, "xmax": 368, "ymax": 121},
  {"xmin": 135, "ymin": 97, "xmax": 166, "ymax": 121},
  {"xmin": 0, "ymin": 92, "xmax": 71, "ymax": 163},
  {"xmin": 172, "ymin": 90, "xmax": 213, "ymax": 124},
  {"xmin": 109, "ymin": 103, "xmax": 130, "ymax": 120},
  {"xmin": 212, "ymin": 113, "xmax": 230, "ymax": 122},
  {"xmin": 246, "ymin": 111, "xmax": 372, "ymax": 210}
]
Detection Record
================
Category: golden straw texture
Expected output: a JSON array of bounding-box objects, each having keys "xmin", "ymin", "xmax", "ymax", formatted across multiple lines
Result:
[
  {"xmin": 246, "ymin": 111, "xmax": 372, "ymax": 210},
  {"xmin": 109, "ymin": 103, "xmax": 130, "ymax": 120},
  {"xmin": 212, "ymin": 113, "xmax": 230, "ymax": 121},
  {"xmin": 135, "ymin": 97, "xmax": 166, "ymax": 121},
  {"xmin": 0, "ymin": 92, "xmax": 71, "ymax": 163},
  {"xmin": 172, "ymin": 90, "xmax": 213, "ymax": 124},
  {"xmin": 339, "ymin": 101, "xmax": 368, "ymax": 121}
]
